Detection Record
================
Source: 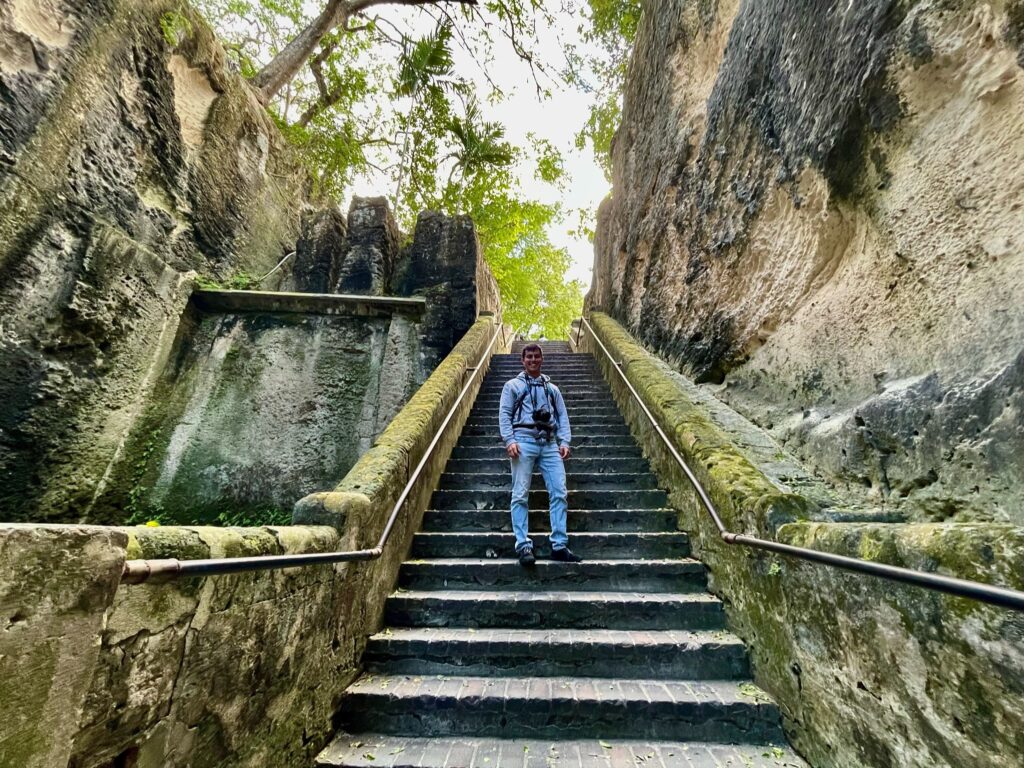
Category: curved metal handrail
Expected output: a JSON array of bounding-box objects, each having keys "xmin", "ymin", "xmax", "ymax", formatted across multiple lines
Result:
[
  {"xmin": 122, "ymin": 321, "xmax": 504, "ymax": 584},
  {"xmin": 577, "ymin": 316, "xmax": 1024, "ymax": 613}
]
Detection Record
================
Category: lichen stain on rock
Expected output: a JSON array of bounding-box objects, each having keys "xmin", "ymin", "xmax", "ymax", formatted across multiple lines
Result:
[{"xmin": 166, "ymin": 53, "xmax": 219, "ymax": 153}]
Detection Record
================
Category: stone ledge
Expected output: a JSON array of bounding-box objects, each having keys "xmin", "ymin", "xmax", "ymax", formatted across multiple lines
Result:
[{"xmin": 191, "ymin": 289, "xmax": 427, "ymax": 317}]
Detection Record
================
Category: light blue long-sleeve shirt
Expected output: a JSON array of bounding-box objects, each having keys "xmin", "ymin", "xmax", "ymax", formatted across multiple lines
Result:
[{"xmin": 498, "ymin": 372, "xmax": 571, "ymax": 447}]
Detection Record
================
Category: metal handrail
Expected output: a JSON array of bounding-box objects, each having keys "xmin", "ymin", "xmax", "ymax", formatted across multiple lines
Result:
[
  {"xmin": 121, "ymin": 322, "xmax": 504, "ymax": 585},
  {"xmin": 577, "ymin": 316, "xmax": 1024, "ymax": 612}
]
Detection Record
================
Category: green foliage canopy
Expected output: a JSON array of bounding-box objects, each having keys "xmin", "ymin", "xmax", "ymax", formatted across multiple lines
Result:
[{"xmin": 194, "ymin": 0, "xmax": 583, "ymax": 337}]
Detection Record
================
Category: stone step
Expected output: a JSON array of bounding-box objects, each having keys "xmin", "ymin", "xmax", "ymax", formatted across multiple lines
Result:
[
  {"xmin": 420, "ymin": 508, "xmax": 678, "ymax": 533},
  {"xmin": 363, "ymin": 628, "xmax": 749, "ymax": 680},
  {"xmin": 455, "ymin": 435, "xmax": 635, "ymax": 449},
  {"xmin": 318, "ymin": 734, "xmax": 806, "ymax": 767},
  {"xmin": 438, "ymin": 472, "xmax": 660, "ymax": 491},
  {"xmin": 444, "ymin": 457, "xmax": 650, "ymax": 474},
  {"xmin": 397, "ymin": 559, "xmax": 708, "ymax": 593},
  {"xmin": 465, "ymin": 414, "xmax": 627, "ymax": 426},
  {"xmin": 450, "ymin": 442, "xmax": 643, "ymax": 458},
  {"xmin": 410, "ymin": 532, "xmax": 689, "ymax": 559},
  {"xmin": 460, "ymin": 422, "xmax": 629, "ymax": 437},
  {"xmin": 384, "ymin": 589, "xmax": 726, "ymax": 630},
  {"xmin": 334, "ymin": 674, "xmax": 784, "ymax": 743},
  {"xmin": 477, "ymin": 384, "xmax": 609, "ymax": 394},
  {"xmin": 470, "ymin": 405, "xmax": 621, "ymax": 417},
  {"xmin": 485, "ymin": 369, "xmax": 602, "ymax": 377},
  {"xmin": 431, "ymin": 488, "xmax": 669, "ymax": 511},
  {"xmin": 472, "ymin": 398, "xmax": 619, "ymax": 408}
]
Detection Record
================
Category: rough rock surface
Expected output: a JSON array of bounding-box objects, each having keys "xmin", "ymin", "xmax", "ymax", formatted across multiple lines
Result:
[
  {"xmin": 0, "ymin": 0, "xmax": 309, "ymax": 521},
  {"xmin": 89, "ymin": 306, "xmax": 424, "ymax": 525},
  {"xmin": 335, "ymin": 196, "xmax": 402, "ymax": 295},
  {"xmin": 288, "ymin": 208, "xmax": 348, "ymax": 293},
  {"xmin": 396, "ymin": 211, "xmax": 502, "ymax": 369},
  {"xmin": 590, "ymin": 0, "xmax": 1024, "ymax": 524}
]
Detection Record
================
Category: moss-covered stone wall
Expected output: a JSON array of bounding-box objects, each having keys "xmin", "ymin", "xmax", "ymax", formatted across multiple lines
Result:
[
  {"xmin": 90, "ymin": 297, "xmax": 428, "ymax": 526},
  {"xmin": 583, "ymin": 312, "xmax": 1024, "ymax": 768},
  {"xmin": 0, "ymin": 316, "xmax": 502, "ymax": 768}
]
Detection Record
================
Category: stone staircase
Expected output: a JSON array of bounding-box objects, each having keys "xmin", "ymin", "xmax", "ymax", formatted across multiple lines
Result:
[{"xmin": 317, "ymin": 350, "xmax": 806, "ymax": 767}]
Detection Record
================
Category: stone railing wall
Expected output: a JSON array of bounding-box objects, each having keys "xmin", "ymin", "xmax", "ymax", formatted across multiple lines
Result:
[
  {"xmin": 0, "ymin": 316, "xmax": 503, "ymax": 768},
  {"xmin": 581, "ymin": 312, "xmax": 1023, "ymax": 768}
]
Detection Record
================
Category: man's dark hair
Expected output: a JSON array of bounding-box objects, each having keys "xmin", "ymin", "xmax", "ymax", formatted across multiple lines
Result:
[{"xmin": 521, "ymin": 343, "xmax": 543, "ymax": 359}]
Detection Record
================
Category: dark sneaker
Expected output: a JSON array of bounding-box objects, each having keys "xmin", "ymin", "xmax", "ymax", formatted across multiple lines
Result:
[
  {"xmin": 518, "ymin": 546, "xmax": 536, "ymax": 566},
  {"xmin": 550, "ymin": 547, "xmax": 582, "ymax": 563}
]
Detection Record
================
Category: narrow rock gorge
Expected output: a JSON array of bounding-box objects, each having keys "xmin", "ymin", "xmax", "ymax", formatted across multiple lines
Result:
[{"xmin": 590, "ymin": 0, "xmax": 1024, "ymax": 524}]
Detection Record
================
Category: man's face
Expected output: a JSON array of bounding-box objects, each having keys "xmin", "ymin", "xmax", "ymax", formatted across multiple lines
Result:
[{"xmin": 522, "ymin": 349, "xmax": 543, "ymax": 377}]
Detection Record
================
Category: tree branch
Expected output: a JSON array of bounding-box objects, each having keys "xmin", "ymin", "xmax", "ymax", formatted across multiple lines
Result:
[{"xmin": 253, "ymin": 0, "xmax": 480, "ymax": 104}]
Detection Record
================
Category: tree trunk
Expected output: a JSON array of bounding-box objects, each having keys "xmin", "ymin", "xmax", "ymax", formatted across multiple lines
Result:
[{"xmin": 253, "ymin": 0, "xmax": 350, "ymax": 103}]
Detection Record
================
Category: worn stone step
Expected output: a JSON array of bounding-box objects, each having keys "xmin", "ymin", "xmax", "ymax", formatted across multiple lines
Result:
[
  {"xmin": 476, "ymin": 385, "xmax": 611, "ymax": 394},
  {"xmin": 455, "ymin": 435, "xmax": 637, "ymax": 451},
  {"xmin": 335, "ymin": 674, "xmax": 784, "ymax": 743},
  {"xmin": 460, "ymin": 422, "xmax": 629, "ymax": 437},
  {"xmin": 411, "ymin": 532, "xmax": 689, "ymax": 559},
  {"xmin": 450, "ymin": 442, "xmax": 643, "ymax": 459},
  {"xmin": 397, "ymin": 559, "xmax": 708, "ymax": 593},
  {"xmin": 444, "ymin": 457, "xmax": 650, "ymax": 474},
  {"xmin": 477, "ymin": 384, "xmax": 609, "ymax": 394},
  {"xmin": 431, "ymin": 488, "xmax": 669, "ymax": 511},
  {"xmin": 384, "ymin": 589, "xmax": 726, "ymax": 630},
  {"xmin": 485, "ymin": 371, "xmax": 602, "ymax": 380},
  {"xmin": 318, "ymin": 734, "xmax": 806, "ymax": 767},
  {"xmin": 421, "ymin": 508, "xmax": 678, "ymax": 533},
  {"xmin": 468, "ymin": 403, "xmax": 618, "ymax": 415},
  {"xmin": 439, "ymin": 472, "xmax": 660, "ymax": 491},
  {"xmin": 363, "ymin": 628, "xmax": 749, "ymax": 680}
]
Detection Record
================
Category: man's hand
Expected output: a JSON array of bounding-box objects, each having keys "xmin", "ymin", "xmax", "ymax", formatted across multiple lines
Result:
[
  {"xmin": 507, "ymin": 442, "xmax": 521, "ymax": 459},
  {"xmin": 558, "ymin": 444, "xmax": 571, "ymax": 460}
]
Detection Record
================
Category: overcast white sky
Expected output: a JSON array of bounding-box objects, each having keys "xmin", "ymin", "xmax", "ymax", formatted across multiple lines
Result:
[{"xmin": 346, "ymin": 7, "xmax": 609, "ymax": 292}]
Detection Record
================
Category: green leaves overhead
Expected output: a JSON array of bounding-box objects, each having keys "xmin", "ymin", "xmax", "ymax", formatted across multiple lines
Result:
[
  {"xmin": 195, "ymin": 0, "xmax": 584, "ymax": 337},
  {"xmin": 565, "ymin": 0, "xmax": 641, "ymax": 180},
  {"xmin": 395, "ymin": 24, "xmax": 456, "ymax": 98}
]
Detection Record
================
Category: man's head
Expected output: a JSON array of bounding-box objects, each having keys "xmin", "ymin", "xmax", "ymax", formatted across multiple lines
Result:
[{"xmin": 521, "ymin": 344, "xmax": 543, "ymax": 378}]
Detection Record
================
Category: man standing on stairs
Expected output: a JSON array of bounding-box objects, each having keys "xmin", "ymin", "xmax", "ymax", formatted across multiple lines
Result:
[{"xmin": 498, "ymin": 343, "xmax": 582, "ymax": 566}]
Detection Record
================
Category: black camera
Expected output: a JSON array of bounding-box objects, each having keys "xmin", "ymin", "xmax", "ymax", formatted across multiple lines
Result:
[{"xmin": 533, "ymin": 407, "xmax": 551, "ymax": 424}]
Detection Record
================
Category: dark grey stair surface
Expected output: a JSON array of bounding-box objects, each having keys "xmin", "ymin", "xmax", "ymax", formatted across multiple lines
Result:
[
  {"xmin": 421, "ymin": 508, "xmax": 679, "ymax": 532},
  {"xmin": 317, "ymin": 350, "xmax": 806, "ymax": 767},
  {"xmin": 411, "ymin": 531, "xmax": 690, "ymax": 559},
  {"xmin": 439, "ymin": 471, "xmax": 661, "ymax": 489},
  {"xmin": 320, "ymin": 735, "xmax": 804, "ymax": 767},
  {"xmin": 384, "ymin": 590, "xmax": 728, "ymax": 630}
]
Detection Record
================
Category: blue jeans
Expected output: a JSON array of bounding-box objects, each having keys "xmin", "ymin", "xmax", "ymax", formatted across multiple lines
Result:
[{"xmin": 509, "ymin": 436, "xmax": 568, "ymax": 553}]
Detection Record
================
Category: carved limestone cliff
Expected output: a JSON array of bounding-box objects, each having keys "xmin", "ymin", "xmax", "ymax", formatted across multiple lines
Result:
[
  {"xmin": 0, "ymin": 0, "xmax": 310, "ymax": 519},
  {"xmin": 591, "ymin": 0, "xmax": 1024, "ymax": 524}
]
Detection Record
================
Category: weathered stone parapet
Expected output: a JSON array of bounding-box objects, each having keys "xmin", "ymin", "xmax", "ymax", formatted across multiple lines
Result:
[{"xmin": 583, "ymin": 311, "xmax": 1024, "ymax": 768}]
